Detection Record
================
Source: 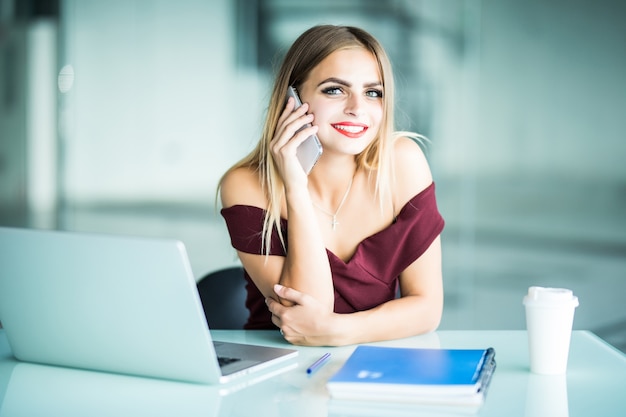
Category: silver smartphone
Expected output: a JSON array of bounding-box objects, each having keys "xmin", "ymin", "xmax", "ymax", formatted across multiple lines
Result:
[{"xmin": 286, "ymin": 86, "xmax": 323, "ymax": 174}]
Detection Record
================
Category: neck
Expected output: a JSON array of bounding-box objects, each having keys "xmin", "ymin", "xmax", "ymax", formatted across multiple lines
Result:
[
  {"xmin": 308, "ymin": 155, "xmax": 360, "ymax": 230},
  {"xmin": 308, "ymin": 158, "xmax": 358, "ymax": 206}
]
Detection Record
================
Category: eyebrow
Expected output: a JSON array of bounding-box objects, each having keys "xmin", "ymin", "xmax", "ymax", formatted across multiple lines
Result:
[{"xmin": 317, "ymin": 77, "xmax": 383, "ymax": 89}]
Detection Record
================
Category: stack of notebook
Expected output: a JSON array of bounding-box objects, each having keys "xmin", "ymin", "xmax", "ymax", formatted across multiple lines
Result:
[{"xmin": 327, "ymin": 346, "xmax": 496, "ymax": 411}]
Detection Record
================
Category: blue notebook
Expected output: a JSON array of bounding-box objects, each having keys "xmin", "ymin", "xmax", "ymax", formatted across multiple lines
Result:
[{"xmin": 327, "ymin": 346, "xmax": 496, "ymax": 406}]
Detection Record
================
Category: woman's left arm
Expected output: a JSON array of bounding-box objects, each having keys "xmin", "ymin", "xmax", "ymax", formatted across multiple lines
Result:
[
  {"xmin": 266, "ymin": 137, "xmax": 444, "ymax": 346},
  {"xmin": 267, "ymin": 235, "xmax": 442, "ymax": 346}
]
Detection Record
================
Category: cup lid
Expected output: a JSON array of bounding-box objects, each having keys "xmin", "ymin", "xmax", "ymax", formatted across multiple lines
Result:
[{"xmin": 523, "ymin": 286, "xmax": 579, "ymax": 307}]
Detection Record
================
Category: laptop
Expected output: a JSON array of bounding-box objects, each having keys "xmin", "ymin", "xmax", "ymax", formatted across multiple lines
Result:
[{"xmin": 0, "ymin": 227, "xmax": 297, "ymax": 385}]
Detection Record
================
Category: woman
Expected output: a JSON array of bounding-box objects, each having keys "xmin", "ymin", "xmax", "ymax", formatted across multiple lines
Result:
[{"xmin": 219, "ymin": 25, "xmax": 444, "ymax": 346}]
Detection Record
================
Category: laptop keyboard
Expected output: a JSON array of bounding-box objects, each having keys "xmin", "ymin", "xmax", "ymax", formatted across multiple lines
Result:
[{"xmin": 218, "ymin": 356, "xmax": 241, "ymax": 367}]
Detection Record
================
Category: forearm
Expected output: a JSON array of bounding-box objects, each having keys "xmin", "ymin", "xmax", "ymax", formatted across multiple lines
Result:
[
  {"xmin": 268, "ymin": 269, "xmax": 443, "ymax": 346},
  {"xmin": 329, "ymin": 294, "xmax": 443, "ymax": 346},
  {"xmin": 279, "ymin": 187, "xmax": 334, "ymax": 309}
]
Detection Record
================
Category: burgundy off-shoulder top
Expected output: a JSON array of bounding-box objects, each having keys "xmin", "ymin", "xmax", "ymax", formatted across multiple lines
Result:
[{"xmin": 220, "ymin": 182, "xmax": 445, "ymax": 329}]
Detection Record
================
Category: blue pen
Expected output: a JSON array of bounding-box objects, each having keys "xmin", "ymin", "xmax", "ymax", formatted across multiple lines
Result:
[{"xmin": 307, "ymin": 352, "xmax": 331, "ymax": 374}]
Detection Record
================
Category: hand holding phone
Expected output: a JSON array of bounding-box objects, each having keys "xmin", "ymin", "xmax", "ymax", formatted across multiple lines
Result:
[{"xmin": 286, "ymin": 86, "xmax": 323, "ymax": 174}]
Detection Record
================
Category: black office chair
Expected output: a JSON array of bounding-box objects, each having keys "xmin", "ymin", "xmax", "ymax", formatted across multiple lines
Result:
[{"xmin": 196, "ymin": 266, "xmax": 249, "ymax": 329}]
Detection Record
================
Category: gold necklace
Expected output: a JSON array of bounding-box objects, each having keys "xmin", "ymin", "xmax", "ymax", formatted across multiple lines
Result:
[{"xmin": 312, "ymin": 176, "xmax": 354, "ymax": 230}]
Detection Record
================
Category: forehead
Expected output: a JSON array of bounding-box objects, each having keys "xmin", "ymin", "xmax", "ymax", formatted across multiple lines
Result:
[{"xmin": 307, "ymin": 47, "xmax": 381, "ymax": 84}]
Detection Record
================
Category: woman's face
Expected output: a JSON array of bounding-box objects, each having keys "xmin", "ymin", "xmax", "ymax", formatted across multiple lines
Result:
[{"xmin": 298, "ymin": 47, "xmax": 384, "ymax": 157}]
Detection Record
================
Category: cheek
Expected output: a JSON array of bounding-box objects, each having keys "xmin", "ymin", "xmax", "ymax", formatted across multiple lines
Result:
[
  {"xmin": 371, "ymin": 103, "xmax": 384, "ymax": 124},
  {"xmin": 308, "ymin": 104, "xmax": 331, "ymax": 124},
  {"xmin": 367, "ymin": 108, "xmax": 384, "ymax": 135}
]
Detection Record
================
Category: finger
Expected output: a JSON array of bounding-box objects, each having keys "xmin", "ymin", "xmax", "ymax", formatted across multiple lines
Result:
[
  {"xmin": 278, "ymin": 99, "xmax": 308, "ymax": 125},
  {"xmin": 274, "ymin": 100, "xmax": 311, "ymax": 136},
  {"xmin": 270, "ymin": 310, "xmax": 282, "ymax": 328},
  {"xmin": 273, "ymin": 283, "xmax": 309, "ymax": 306},
  {"xmin": 267, "ymin": 299, "xmax": 291, "ymax": 339},
  {"xmin": 277, "ymin": 96, "xmax": 297, "ymax": 122},
  {"xmin": 274, "ymin": 101, "xmax": 307, "ymax": 142},
  {"xmin": 265, "ymin": 296, "xmax": 282, "ymax": 315},
  {"xmin": 272, "ymin": 113, "xmax": 315, "ymax": 150},
  {"xmin": 270, "ymin": 130, "xmax": 318, "ymax": 174},
  {"xmin": 275, "ymin": 117, "xmax": 317, "ymax": 148}
]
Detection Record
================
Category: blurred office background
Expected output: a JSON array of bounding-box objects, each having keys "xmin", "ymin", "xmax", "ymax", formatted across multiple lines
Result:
[{"xmin": 0, "ymin": 0, "xmax": 624, "ymax": 350}]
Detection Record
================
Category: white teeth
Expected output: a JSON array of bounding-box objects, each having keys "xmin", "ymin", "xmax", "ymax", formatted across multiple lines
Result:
[{"xmin": 334, "ymin": 125, "xmax": 365, "ymax": 133}]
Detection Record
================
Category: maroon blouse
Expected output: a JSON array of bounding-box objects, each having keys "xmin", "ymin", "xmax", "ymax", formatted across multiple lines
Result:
[{"xmin": 220, "ymin": 182, "xmax": 445, "ymax": 329}]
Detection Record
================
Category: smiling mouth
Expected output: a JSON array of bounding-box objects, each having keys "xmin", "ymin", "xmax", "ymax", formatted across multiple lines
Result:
[{"xmin": 332, "ymin": 123, "xmax": 368, "ymax": 137}]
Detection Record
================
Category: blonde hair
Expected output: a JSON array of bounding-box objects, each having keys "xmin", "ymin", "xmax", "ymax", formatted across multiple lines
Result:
[{"xmin": 220, "ymin": 25, "xmax": 416, "ymax": 255}]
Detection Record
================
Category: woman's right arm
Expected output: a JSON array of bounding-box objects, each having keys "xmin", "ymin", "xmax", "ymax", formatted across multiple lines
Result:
[{"xmin": 220, "ymin": 99, "xmax": 334, "ymax": 311}]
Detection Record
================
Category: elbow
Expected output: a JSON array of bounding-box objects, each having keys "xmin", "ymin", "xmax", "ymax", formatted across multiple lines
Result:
[
  {"xmin": 424, "ymin": 313, "xmax": 442, "ymax": 334},
  {"xmin": 421, "ymin": 297, "xmax": 443, "ymax": 334}
]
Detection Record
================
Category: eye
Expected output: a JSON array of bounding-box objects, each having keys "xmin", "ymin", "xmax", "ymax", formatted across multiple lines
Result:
[
  {"xmin": 322, "ymin": 86, "xmax": 343, "ymax": 96},
  {"xmin": 366, "ymin": 89, "xmax": 384, "ymax": 99}
]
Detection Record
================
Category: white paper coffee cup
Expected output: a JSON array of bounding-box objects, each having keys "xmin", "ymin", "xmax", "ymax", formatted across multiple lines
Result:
[{"xmin": 523, "ymin": 286, "xmax": 579, "ymax": 375}]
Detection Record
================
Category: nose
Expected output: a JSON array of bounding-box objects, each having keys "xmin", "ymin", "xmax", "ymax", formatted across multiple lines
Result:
[{"xmin": 344, "ymin": 94, "xmax": 364, "ymax": 117}]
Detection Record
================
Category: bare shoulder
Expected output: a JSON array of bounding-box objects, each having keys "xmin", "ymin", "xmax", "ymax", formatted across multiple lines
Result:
[
  {"xmin": 392, "ymin": 136, "xmax": 434, "ymax": 206},
  {"xmin": 219, "ymin": 166, "xmax": 267, "ymax": 209}
]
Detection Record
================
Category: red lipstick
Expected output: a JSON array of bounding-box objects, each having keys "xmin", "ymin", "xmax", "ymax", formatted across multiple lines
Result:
[{"xmin": 331, "ymin": 122, "xmax": 368, "ymax": 138}]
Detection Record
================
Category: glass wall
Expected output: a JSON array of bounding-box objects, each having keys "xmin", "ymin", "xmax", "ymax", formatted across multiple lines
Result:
[{"xmin": 1, "ymin": 0, "xmax": 625, "ymax": 348}]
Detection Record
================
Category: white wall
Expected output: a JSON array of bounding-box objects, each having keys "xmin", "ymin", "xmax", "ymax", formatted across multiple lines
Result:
[
  {"xmin": 58, "ymin": 0, "xmax": 626, "ymax": 207},
  {"xmin": 58, "ymin": 0, "xmax": 478, "ymax": 206},
  {"xmin": 476, "ymin": 0, "xmax": 626, "ymax": 181},
  {"xmin": 60, "ymin": 0, "xmax": 264, "ymax": 204}
]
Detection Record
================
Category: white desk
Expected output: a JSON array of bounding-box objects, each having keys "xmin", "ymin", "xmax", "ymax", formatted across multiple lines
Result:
[{"xmin": 1, "ymin": 330, "xmax": 625, "ymax": 416}]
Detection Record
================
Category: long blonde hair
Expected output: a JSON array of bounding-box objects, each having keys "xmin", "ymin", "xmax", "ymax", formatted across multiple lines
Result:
[{"xmin": 220, "ymin": 25, "xmax": 412, "ymax": 255}]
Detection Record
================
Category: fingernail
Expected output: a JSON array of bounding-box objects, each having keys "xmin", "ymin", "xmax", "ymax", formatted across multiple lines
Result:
[{"xmin": 274, "ymin": 284, "xmax": 284, "ymax": 292}]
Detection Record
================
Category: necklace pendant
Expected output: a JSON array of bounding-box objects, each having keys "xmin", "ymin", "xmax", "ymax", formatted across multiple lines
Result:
[{"xmin": 312, "ymin": 173, "xmax": 355, "ymax": 232}]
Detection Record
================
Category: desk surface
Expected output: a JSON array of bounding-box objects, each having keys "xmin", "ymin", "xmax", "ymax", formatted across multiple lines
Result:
[{"xmin": 1, "ymin": 330, "xmax": 625, "ymax": 416}]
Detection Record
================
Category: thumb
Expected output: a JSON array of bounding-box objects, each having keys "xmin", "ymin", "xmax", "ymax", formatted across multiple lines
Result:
[{"xmin": 274, "ymin": 284, "xmax": 304, "ymax": 305}]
